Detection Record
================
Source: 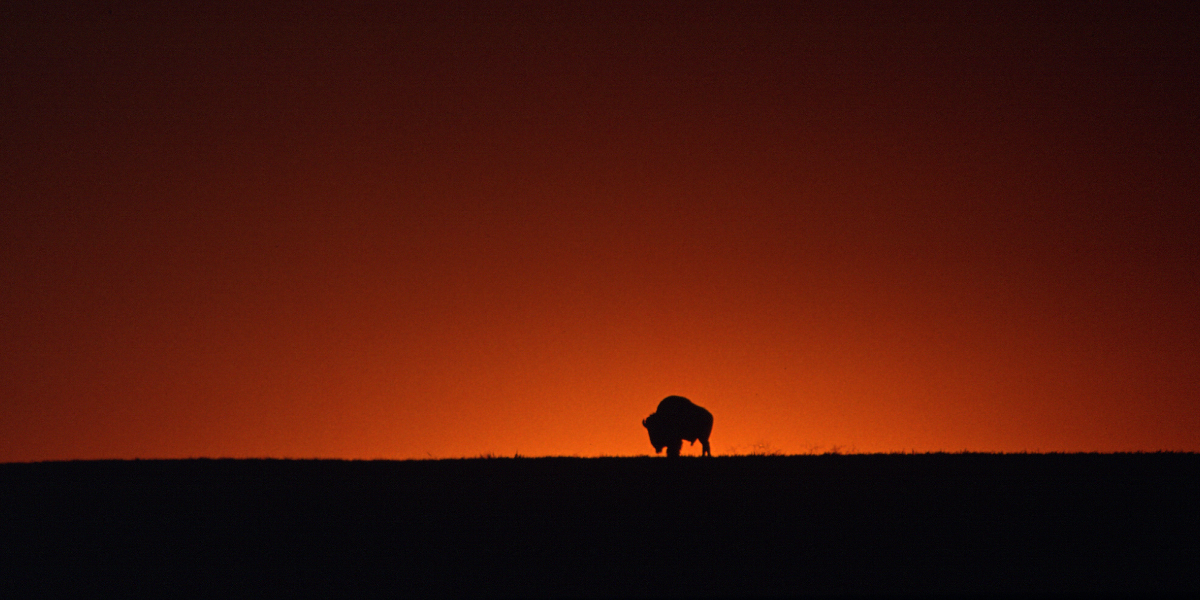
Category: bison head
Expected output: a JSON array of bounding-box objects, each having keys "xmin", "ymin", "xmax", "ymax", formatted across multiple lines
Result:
[{"xmin": 642, "ymin": 412, "xmax": 669, "ymax": 454}]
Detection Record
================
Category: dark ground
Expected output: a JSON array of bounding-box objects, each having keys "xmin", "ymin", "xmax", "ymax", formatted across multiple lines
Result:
[{"xmin": 3, "ymin": 453, "xmax": 1198, "ymax": 597}]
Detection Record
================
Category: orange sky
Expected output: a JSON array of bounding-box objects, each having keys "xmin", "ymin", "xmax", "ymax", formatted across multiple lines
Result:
[{"xmin": 3, "ymin": 1, "xmax": 1198, "ymax": 461}]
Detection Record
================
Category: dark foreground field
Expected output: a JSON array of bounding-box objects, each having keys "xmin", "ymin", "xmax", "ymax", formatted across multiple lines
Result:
[{"xmin": 3, "ymin": 454, "xmax": 1198, "ymax": 597}]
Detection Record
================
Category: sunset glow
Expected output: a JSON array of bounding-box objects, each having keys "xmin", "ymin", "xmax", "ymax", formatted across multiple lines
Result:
[{"xmin": 3, "ymin": 1, "xmax": 1197, "ymax": 461}]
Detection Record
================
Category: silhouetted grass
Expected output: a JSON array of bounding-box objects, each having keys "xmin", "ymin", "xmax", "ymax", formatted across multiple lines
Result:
[{"xmin": 3, "ymin": 453, "xmax": 1198, "ymax": 596}]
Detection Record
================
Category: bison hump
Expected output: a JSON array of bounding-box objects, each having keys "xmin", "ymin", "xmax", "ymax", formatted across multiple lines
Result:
[{"xmin": 656, "ymin": 395, "xmax": 695, "ymax": 414}]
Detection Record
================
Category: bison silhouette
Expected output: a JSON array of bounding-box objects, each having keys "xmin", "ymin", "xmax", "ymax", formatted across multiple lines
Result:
[{"xmin": 643, "ymin": 395, "xmax": 713, "ymax": 457}]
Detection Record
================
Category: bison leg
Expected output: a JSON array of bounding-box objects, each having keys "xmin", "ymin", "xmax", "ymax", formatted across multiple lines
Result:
[
  {"xmin": 666, "ymin": 440, "xmax": 682, "ymax": 457},
  {"xmin": 700, "ymin": 438, "xmax": 711, "ymax": 457}
]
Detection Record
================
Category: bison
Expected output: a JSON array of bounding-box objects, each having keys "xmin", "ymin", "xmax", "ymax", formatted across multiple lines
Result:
[{"xmin": 642, "ymin": 395, "xmax": 713, "ymax": 457}]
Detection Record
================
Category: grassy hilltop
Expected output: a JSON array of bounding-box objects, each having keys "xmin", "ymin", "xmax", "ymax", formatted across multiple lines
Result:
[{"xmin": 3, "ymin": 453, "xmax": 1198, "ymax": 596}]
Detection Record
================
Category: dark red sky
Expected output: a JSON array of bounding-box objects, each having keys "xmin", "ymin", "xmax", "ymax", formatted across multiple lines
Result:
[{"xmin": 3, "ymin": 1, "xmax": 1198, "ymax": 460}]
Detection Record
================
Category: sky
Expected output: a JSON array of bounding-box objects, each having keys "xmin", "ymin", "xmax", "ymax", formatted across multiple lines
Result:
[{"xmin": 3, "ymin": 1, "xmax": 1198, "ymax": 461}]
